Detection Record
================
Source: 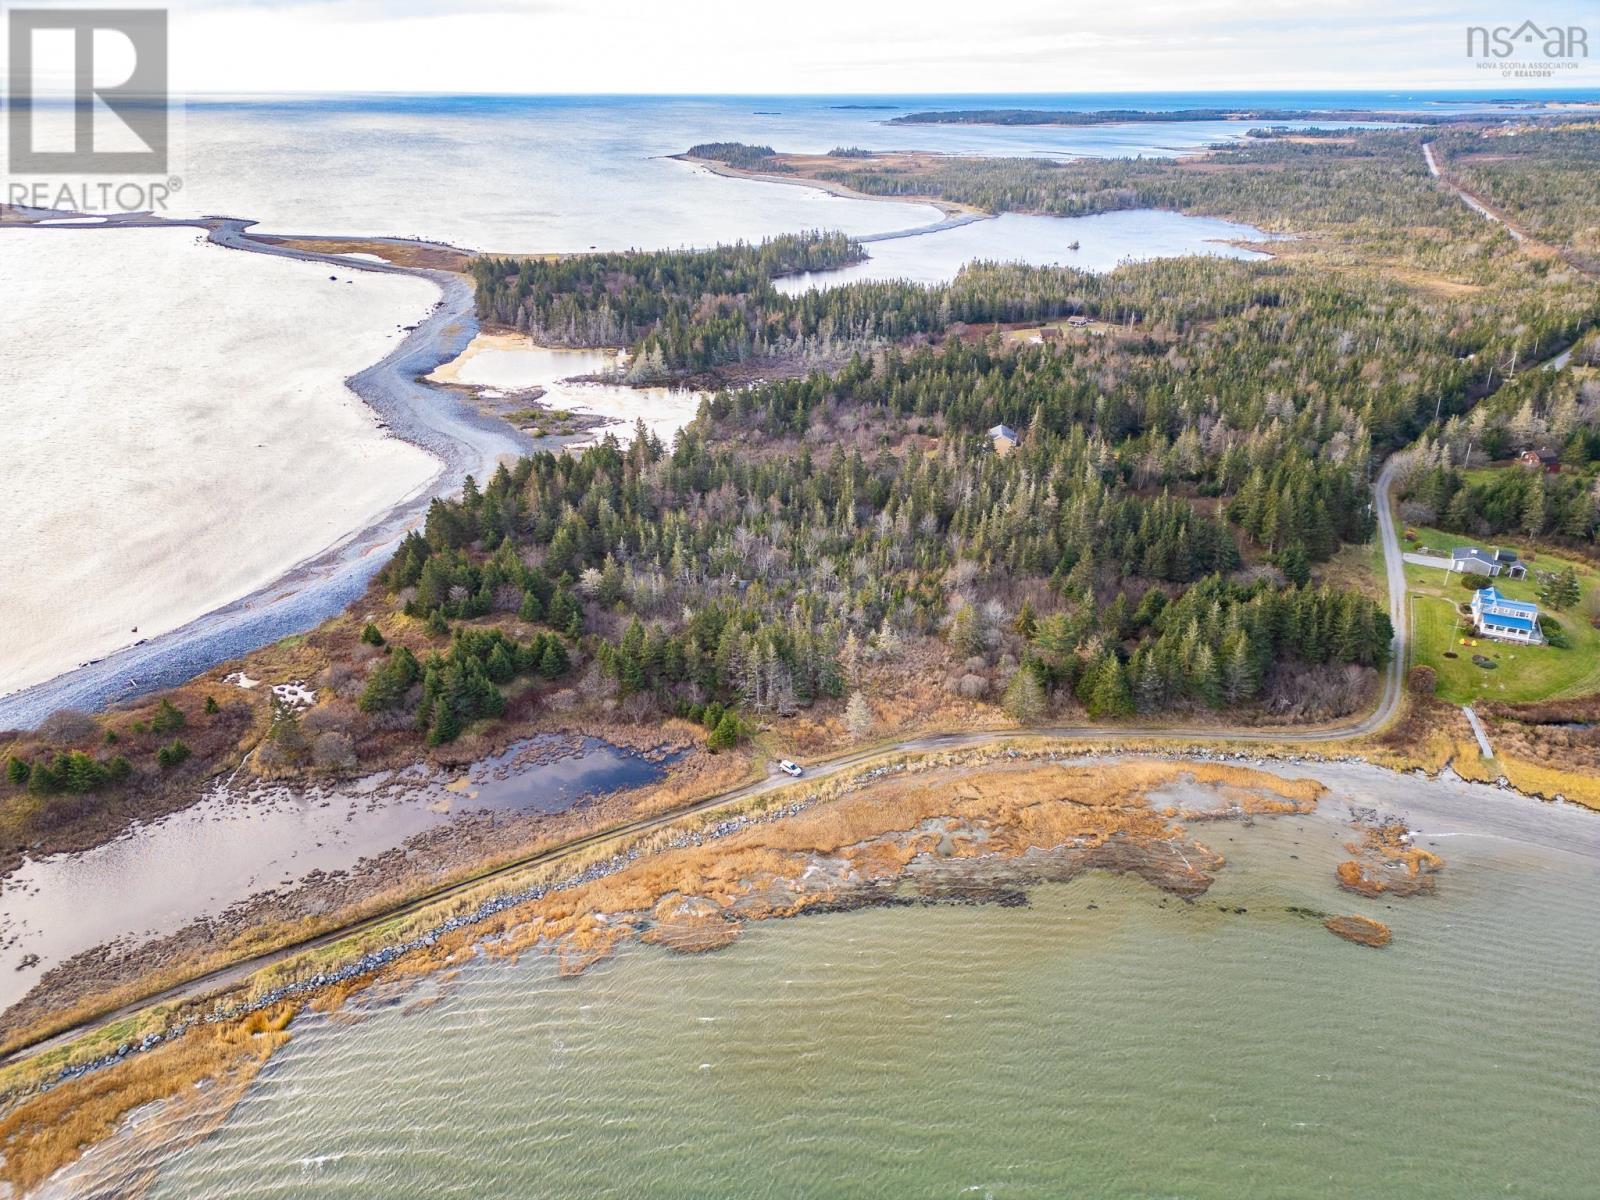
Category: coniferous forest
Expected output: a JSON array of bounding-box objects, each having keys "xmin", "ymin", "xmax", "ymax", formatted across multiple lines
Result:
[{"xmin": 387, "ymin": 123, "xmax": 1599, "ymax": 745}]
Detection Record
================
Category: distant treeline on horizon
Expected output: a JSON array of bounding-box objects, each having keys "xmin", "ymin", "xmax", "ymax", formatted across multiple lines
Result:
[{"xmin": 888, "ymin": 108, "xmax": 1452, "ymax": 127}]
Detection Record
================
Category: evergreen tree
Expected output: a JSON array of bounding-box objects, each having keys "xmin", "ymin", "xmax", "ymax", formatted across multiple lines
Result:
[
  {"xmin": 1279, "ymin": 543, "xmax": 1311, "ymax": 588},
  {"xmin": 1221, "ymin": 630, "xmax": 1259, "ymax": 704},
  {"xmin": 427, "ymin": 701, "xmax": 462, "ymax": 746},
  {"xmin": 1086, "ymin": 655, "xmax": 1134, "ymax": 718},
  {"xmin": 1002, "ymin": 668, "xmax": 1048, "ymax": 724},
  {"xmin": 844, "ymin": 691, "xmax": 875, "ymax": 741},
  {"xmin": 1541, "ymin": 566, "xmax": 1581, "ymax": 611},
  {"xmin": 156, "ymin": 740, "xmax": 191, "ymax": 769},
  {"xmin": 1012, "ymin": 599, "xmax": 1038, "ymax": 640},
  {"xmin": 707, "ymin": 711, "xmax": 742, "ymax": 752},
  {"xmin": 359, "ymin": 646, "xmax": 421, "ymax": 712},
  {"xmin": 150, "ymin": 699, "xmax": 186, "ymax": 735},
  {"xmin": 539, "ymin": 638, "xmax": 570, "ymax": 679}
]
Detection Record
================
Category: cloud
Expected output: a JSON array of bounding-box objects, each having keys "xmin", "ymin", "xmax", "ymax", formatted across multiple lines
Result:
[{"xmin": 139, "ymin": 0, "xmax": 1600, "ymax": 93}]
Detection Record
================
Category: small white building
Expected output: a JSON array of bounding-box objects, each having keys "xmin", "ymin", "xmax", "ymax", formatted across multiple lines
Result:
[
  {"xmin": 1471, "ymin": 586, "xmax": 1542, "ymax": 643},
  {"xmin": 989, "ymin": 424, "xmax": 1019, "ymax": 455}
]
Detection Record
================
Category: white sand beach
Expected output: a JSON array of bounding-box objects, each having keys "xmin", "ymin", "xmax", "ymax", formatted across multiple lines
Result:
[
  {"xmin": 0, "ymin": 227, "xmax": 439, "ymax": 698},
  {"xmin": 431, "ymin": 333, "xmax": 705, "ymax": 449}
]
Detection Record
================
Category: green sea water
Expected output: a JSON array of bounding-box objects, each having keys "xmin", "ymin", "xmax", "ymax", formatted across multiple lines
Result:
[{"xmin": 144, "ymin": 766, "xmax": 1600, "ymax": 1199}]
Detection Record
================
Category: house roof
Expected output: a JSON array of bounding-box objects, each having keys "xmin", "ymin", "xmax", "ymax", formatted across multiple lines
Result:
[
  {"xmin": 1481, "ymin": 612, "xmax": 1538, "ymax": 633},
  {"xmin": 1452, "ymin": 547, "xmax": 1499, "ymax": 566},
  {"xmin": 989, "ymin": 424, "xmax": 1018, "ymax": 441},
  {"xmin": 1475, "ymin": 586, "xmax": 1539, "ymax": 615}
]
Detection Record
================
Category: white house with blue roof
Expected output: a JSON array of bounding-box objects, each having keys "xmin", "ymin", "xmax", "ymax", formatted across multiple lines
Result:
[{"xmin": 1470, "ymin": 586, "xmax": 1542, "ymax": 643}]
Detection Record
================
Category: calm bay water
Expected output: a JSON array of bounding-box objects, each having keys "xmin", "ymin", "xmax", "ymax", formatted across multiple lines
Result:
[
  {"xmin": 776, "ymin": 210, "xmax": 1276, "ymax": 292},
  {"xmin": 144, "ymin": 764, "xmax": 1600, "ymax": 1199},
  {"xmin": 0, "ymin": 737, "xmax": 666, "ymax": 1011},
  {"xmin": 161, "ymin": 90, "xmax": 1550, "ymax": 252}
]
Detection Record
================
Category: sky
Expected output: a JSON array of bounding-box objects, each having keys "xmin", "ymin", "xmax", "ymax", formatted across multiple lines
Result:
[{"xmin": 6, "ymin": 0, "xmax": 1599, "ymax": 94}]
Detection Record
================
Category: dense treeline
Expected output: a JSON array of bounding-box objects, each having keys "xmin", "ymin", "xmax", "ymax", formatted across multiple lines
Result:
[
  {"xmin": 806, "ymin": 132, "xmax": 1468, "ymax": 236},
  {"xmin": 713, "ymin": 337, "xmax": 1374, "ymax": 551},
  {"xmin": 685, "ymin": 142, "xmax": 789, "ymax": 170},
  {"xmin": 1434, "ymin": 126, "xmax": 1600, "ymax": 263},
  {"xmin": 472, "ymin": 232, "xmax": 1128, "ymax": 377},
  {"xmin": 1025, "ymin": 574, "xmax": 1391, "ymax": 719},
  {"xmin": 381, "ymin": 333, "xmax": 1392, "ymax": 723},
  {"xmin": 1402, "ymin": 457, "xmax": 1598, "ymax": 545},
  {"xmin": 888, "ymin": 108, "xmax": 1431, "ymax": 127},
  {"xmin": 472, "ymin": 232, "xmax": 863, "ymax": 357},
  {"xmin": 483, "ymin": 131, "xmax": 1600, "ymax": 391},
  {"xmin": 1398, "ymin": 347, "xmax": 1600, "ymax": 546}
]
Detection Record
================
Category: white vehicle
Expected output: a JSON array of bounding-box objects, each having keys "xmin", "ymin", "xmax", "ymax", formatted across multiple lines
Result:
[{"xmin": 778, "ymin": 759, "xmax": 804, "ymax": 778}]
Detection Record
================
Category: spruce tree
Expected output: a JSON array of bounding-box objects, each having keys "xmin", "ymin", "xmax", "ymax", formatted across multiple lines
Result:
[
  {"xmin": 539, "ymin": 639, "xmax": 570, "ymax": 679},
  {"xmin": 1002, "ymin": 667, "xmax": 1048, "ymax": 724},
  {"xmin": 1086, "ymin": 655, "xmax": 1134, "ymax": 718}
]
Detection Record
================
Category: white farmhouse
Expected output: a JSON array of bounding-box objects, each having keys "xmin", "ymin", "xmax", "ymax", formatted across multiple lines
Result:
[{"xmin": 1470, "ymin": 586, "xmax": 1542, "ymax": 643}]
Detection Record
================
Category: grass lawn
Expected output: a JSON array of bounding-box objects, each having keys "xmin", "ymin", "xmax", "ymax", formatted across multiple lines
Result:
[
  {"xmin": 1318, "ymin": 533, "xmax": 1386, "ymax": 603},
  {"xmin": 1399, "ymin": 525, "xmax": 1600, "ymax": 703}
]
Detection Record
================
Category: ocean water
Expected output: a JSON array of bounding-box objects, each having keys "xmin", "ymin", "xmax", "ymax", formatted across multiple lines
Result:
[
  {"xmin": 776, "ymin": 210, "xmax": 1276, "ymax": 292},
  {"xmin": 140, "ymin": 762, "xmax": 1600, "ymax": 1200},
  {"xmin": 157, "ymin": 91, "xmax": 1534, "ymax": 253},
  {"xmin": 0, "ymin": 225, "xmax": 438, "ymax": 698}
]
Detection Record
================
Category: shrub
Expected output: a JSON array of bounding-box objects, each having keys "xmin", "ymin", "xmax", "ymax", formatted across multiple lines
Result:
[
  {"xmin": 36, "ymin": 709, "xmax": 97, "ymax": 742},
  {"xmin": 1540, "ymin": 616, "xmax": 1571, "ymax": 648},
  {"xmin": 360, "ymin": 622, "xmax": 385, "ymax": 647},
  {"xmin": 312, "ymin": 732, "xmax": 358, "ymax": 773},
  {"xmin": 1407, "ymin": 665, "xmax": 1437, "ymax": 695},
  {"xmin": 706, "ymin": 711, "xmax": 745, "ymax": 752},
  {"xmin": 156, "ymin": 740, "xmax": 191, "ymax": 769},
  {"xmin": 150, "ymin": 699, "xmax": 186, "ymax": 735}
]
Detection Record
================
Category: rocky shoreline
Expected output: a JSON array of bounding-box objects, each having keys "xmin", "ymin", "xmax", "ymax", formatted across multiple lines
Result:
[{"xmin": 0, "ymin": 732, "xmax": 694, "ymax": 1048}]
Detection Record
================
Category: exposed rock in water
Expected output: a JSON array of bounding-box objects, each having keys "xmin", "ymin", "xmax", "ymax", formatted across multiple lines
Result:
[
  {"xmin": 1324, "ymin": 914, "xmax": 1393, "ymax": 947},
  {"xmin": 1336, "ymin": 810, "xmax": 1443, "ymax": 898}
]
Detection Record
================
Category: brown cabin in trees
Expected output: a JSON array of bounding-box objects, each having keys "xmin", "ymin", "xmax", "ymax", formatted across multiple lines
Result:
[{"xmin": 1518, "ymin": 448, "xmax": 1561, "ymax": 472}]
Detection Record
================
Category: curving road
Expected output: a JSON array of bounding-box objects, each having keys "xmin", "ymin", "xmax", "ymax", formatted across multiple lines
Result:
[
  {"xmin": 0, "ymin": 458, "xmax": 1409, "ymax": 1065},
  {"xmin": 0, "ymin": 214, "xmax": 530, "ymax": 730},
  {"xmin": 1422, "ymin": 141, "xmax": 1525, "ymax": 242}
]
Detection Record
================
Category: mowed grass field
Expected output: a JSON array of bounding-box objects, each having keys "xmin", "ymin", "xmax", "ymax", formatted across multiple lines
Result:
[{"xmin": 1401, "ymin": 525, "xmax": 1600, "ymax": 704}]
